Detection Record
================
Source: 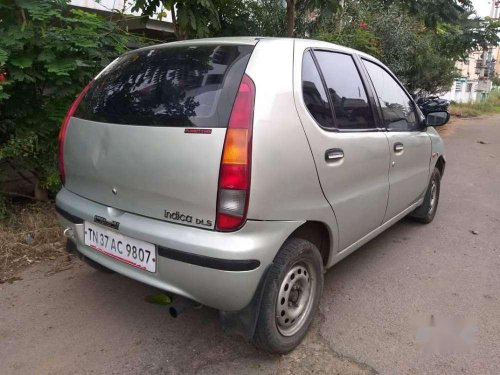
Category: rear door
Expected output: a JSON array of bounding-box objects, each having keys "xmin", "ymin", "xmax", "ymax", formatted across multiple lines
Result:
[
  {"xmin": 295, "ymin": 47, "xmax": 391, "ymax": 251},
  {"xmin": 64, "ymin": 43, "xmax": 254, "ymax": 229},
  {"xmin": 362, "ymin": 59, "xmax": 431, "ymax": 221}
]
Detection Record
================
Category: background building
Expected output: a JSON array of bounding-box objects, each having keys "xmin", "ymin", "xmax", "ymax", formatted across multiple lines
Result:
[
  {"xmin": 442, "ymin": 1, "xmax": 499, "ymax": 102},
  {"xmin": 69, "ymin": 0, "xmax": 175, "ymax": 40}
]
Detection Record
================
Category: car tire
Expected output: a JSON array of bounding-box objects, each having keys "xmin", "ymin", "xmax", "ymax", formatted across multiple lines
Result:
[
  {"xmin": 410, "ymin": 167, "xmax": 441, "ymax": 224},
  {"xmin": 253, "ymin": 238, "xmax": 324, "ymax": 354}
]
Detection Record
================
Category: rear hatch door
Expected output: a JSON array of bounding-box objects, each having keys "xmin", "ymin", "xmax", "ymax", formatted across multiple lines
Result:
[{"xmin": 64, "ymin": 42, "xmax": 254, "ymax": 229}]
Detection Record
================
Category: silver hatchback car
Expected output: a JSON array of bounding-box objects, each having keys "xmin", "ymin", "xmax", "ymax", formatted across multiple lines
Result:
[{"xmin": 56, "ymin": 37, "xmax": 448, "ymax": 353}]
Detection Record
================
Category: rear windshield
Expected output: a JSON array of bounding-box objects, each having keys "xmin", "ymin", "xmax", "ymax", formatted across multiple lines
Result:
[{"xmin": 74, "ymin": 44, "xmax": 254, "ymax": 127}]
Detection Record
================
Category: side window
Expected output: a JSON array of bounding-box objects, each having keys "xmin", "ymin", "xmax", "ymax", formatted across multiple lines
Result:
[
  {"xmin": 302, "ymin": 51, "xmax": 334, "ymax": 128},
  {"xmin": 363, "ymin": 59, "xmax": 419, "ymax": 131},
  {"xmin": 314, "ymin": 51, "xmax": 375, "ymax": 130}
]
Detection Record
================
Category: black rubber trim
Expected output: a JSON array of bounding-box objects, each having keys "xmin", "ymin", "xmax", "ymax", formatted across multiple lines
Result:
[
  {"xmin": 65, "ymin": 238, "xmax": 78, "ymax": 253},
  {"xmin": 158, "ymin": 246, "xmax": 260, "ymax": 271},
  {"xmin": 55, "ymin": 204, "xmax": 84, "ymax": 224}
]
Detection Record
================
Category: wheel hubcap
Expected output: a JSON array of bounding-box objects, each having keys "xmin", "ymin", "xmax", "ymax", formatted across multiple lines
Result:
[{"xmin": 276, "ymin": 261, "xmax": 316, "ymax": 336}]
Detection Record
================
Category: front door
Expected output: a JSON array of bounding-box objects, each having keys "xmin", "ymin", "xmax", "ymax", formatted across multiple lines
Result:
[
  {"xmin": 362, "ymin": 59, "xmax": 431, "ymax": 221},
  {"xmin": 295, "ymin": 45, "xmax": 390, "ymax": 251}
]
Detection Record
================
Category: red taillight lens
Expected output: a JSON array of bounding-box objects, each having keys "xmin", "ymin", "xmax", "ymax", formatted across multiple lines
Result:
[
  {"xmin": 58, "ymin": 82, "xmax": 92, "ymax": 184},
  {"xmin": 216, "ymin": 74, "xmax": 255, "ymax": 231}
]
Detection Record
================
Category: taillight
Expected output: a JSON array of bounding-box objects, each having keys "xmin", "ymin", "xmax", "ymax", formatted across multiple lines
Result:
[
  {"xmin": 216, "ymin": 74, "xmax": 255, "ymax": 231},
  {"xmin": 58, "ymin": 82, "xmax": 92, "ymax": 184}
]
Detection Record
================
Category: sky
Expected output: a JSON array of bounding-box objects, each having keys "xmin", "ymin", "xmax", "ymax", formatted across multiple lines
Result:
[{"xmin": 472, "ymin": 0, "xmax": 493, "ymax": 17}]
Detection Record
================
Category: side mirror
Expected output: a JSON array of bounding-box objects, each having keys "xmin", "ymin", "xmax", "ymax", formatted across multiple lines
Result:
[{"xmin": 426, "ymin": 111, "xmax": 450, "ymax": 127}]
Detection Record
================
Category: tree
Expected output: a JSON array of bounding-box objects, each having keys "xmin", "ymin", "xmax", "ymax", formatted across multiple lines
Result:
[
  {"xmin": 285, "ymin": 0, "xmax": 342, "ymax": 37},
  {"xmin": 286, "ymin": 0, "xmax": 295, "ymax": 37},
  {"xmin": 312, "ymin": 0, "xmax": 500, "ymax": 94},
  {"xmin": 215, "ymin": 0, "xmax": 286, "ymax": 37},
  {"xmin": 0, "ymin": 0, "xmax": 146, "ymax": 199},
  {"xmin": 383, "ymin": 0, "xmax": 473, "ymax": 28},
  {"xmin": 131, "ymin": 0, "xmax": 220, "ymax": 40}
]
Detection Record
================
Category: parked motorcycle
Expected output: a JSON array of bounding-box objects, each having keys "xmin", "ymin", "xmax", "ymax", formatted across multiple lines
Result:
[{"xmin": 416, "ymin": 96, "xmax": 450, "ymax": 115}]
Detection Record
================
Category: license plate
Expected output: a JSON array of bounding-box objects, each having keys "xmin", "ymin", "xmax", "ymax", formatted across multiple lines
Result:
[{"xmin": 84, "ymin": 222, "xmax": 157, "ymax": 273}]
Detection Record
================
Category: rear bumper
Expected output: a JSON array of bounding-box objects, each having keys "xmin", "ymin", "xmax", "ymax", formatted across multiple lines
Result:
[{"xmin": 56, "ymin": 187, "xmax": 303, "ymax": 311}]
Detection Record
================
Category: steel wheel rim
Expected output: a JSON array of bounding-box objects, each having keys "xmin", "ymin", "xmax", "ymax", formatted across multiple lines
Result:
[
  {"xmin": 429, "ymin": 180, "xmax": 437, "ymax": 214},
  {"xmin": 275, "ymin": 260, "xmax": 316, "ymax": 336}
]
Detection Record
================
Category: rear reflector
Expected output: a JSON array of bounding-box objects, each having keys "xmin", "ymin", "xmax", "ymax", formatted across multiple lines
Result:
[
  {"xmin": 58, "ymin": 82, "xmax": 92, "ymax": 184},
  {"xmin": 216, "ymin": 74, "xmax": 255, "ymax": 231}
]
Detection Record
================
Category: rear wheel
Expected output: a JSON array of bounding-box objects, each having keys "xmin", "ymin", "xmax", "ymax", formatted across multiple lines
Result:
[
  {"xmin": 410, "ymin": 167, "xmax": 441, "ymax": 224},
  {"xmin": 253, "ymin": 238, "xmax": 323, "ymax": 354}
]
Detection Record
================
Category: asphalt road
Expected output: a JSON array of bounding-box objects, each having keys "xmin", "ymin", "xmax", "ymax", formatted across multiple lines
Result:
[{"xmin": 1, "ymin": 116, "xmax": 499, "ymax": 374}]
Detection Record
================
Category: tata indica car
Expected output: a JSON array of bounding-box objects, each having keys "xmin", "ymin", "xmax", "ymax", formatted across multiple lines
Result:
[{"xmin": 56, "ymin": 37, "xmax": 448, "ymax": 353}]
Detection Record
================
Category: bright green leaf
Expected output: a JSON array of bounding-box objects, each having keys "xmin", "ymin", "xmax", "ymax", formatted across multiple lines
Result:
[
  {"xmin": 46, "ymin": 59, "xmax": 78, "ymax": 76},
  {"xmin": 0, "ymin": 48, "xmax": 9, "ymax": 65},
  {"xmin": 145, "ymin": 293, "xmax": 172, "ymax": 305},
  {"xmin": 10, "ymin": 56, "xmax": 33, "ymax": 68},
  {"xmin": 37, "ymin": 49, "xmax": 56, "ymax": 62}
]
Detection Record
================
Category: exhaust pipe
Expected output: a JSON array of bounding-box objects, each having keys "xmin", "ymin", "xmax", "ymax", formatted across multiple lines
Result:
[
  {"xmin": 63, "ymin": 227, "xmax": 74, "ymax": 239},
  {"xmin": 169, "ymin": 297, "xmax": 201, "ymax": 318}
]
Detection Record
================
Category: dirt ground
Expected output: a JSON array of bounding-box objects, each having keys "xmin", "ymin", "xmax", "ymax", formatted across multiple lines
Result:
[
  {"xmin": 0, "ymin": 202, "xmax": 68, "ymax": 284},
  {"xmin": 1, "ymin": 115, "xmax": 499, "ymax": 374}
]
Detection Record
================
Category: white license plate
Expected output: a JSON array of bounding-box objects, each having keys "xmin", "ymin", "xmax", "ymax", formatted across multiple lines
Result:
[{"xmin": 84, "ymin": 222, "xmax": 157, "ymax": 273}]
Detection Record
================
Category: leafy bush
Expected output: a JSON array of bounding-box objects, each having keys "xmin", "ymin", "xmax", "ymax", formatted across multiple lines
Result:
[
  {"xmin": 0, "ymin": 0, "xmax": 146, "ymax": 198},
  {"xmin": 313, "ymin": 1, "xmax": 460, "ymax": 95}
]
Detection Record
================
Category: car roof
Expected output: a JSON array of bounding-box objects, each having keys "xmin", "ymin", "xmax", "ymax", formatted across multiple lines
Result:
[
  {"xmin": 128, "ymin": 36, "xmax": 382, "ymax": 65},
  {"xmin": 128, "ymin": 37, "xmax": 260, "ymax": 55}
]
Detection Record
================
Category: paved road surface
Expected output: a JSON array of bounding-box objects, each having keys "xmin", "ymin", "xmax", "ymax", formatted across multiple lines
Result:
[{"xmin": 1, "ymin": 116, "xmax": 499, "ymax": 374}]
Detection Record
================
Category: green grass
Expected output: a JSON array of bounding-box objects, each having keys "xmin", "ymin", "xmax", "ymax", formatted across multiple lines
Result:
[{"xmin": 449, "ymin": 91, "xmax": 500, "ymax": 118}]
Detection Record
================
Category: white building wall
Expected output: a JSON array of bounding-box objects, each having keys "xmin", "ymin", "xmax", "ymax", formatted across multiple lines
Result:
[
  {"xmin": 71, "ymin": 0, "xmax": 132, "ymax": 13},
  {"xmin": 441, "ymin": 79, "xmax": 478, "ymax": 103},
  {"xmin": 70, "ymin": 0, "xmax": 172, "ymax": 21}
]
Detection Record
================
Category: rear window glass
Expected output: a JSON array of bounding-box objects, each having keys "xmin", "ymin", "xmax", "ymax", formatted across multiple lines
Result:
[
  {"xmin": 74, "ymin": 44, "xmax": 254, "ymax": 127},
  {"xmin": 302, "ymin": 51, "xmax": 334, "ymax": 128},
  {"xmin": 314, "ymin": 51, "xmax": 375, "ymax": 130}
]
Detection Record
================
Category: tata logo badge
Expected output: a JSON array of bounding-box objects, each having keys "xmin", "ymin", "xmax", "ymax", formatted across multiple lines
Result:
[{"xmin": 94, "ymin": 215, "xmax": 120, "ymax": 230}]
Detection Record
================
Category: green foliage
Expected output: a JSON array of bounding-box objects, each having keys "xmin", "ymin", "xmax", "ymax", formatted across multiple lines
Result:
[
  {"xmin": 315, "ymin": 26, "xmax": 382, "ymax": 59},
  {"xmin": 294, "ymin": 0, "xmax": 342, "ymax": 37},
  {"xmin": 312, "ymin": 0, "xmax": 498, "ymax": 95},
  {"xmin": 0, "ymin": 0, "xmax": 145, "ymax": 195},
  {"xmin": 492, "ymin": 75, "xmax": 500, "ymax": 87},
  {"xmin": 382, "ymin": 0, "xmax": 473, "ymax": 28},
  {"xmin": 132, "ymin": 0, "xmax": 220, "ymax": 39},
  {"xmin": 216, "ymin": 0, "xmax": 287, "ymax": 37}
]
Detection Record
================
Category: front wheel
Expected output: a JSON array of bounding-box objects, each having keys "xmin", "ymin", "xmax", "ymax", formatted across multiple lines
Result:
[
  {"xmin": 253, "ymin": 238, "xmax": 324, "ymax": 354},
  {"xmin": 410, "ymin": 167, "xmax": 441, "ymax": 224}
]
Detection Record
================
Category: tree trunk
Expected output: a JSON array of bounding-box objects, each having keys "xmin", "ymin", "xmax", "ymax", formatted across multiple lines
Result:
[
  {"xmin": 286, "ymin": 0, "xmax": 295, "ymax": 37},
  {"xmin": 336, "ymin": 0, "xmax": 345, "ymax": 33},
  {"xmin": 170, "ymin": 6, "xmax": 187, "ymax": 40}
]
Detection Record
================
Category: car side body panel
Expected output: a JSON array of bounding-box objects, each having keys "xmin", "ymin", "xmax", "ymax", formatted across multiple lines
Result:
[
  {"xmin": 245, "ymin": 38, "xmax": 340, "ymax": 255},
  {"xmin": 427, "ymin": 125, "xmax": 446, "ymax": 172},
  {"xmin": 383, "ymin": 131, "xmax": 432, "ymax": 222},
  {"xmin": 292, "ymin": 39, "xmax": 391, "ymax": 253}
]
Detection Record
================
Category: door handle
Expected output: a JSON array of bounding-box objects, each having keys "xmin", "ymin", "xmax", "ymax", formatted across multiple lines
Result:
[
  {"xmin": 325, "ymin": 148, "xmax": 344, "ymax": 162},
  {"xmin": 394, "ymin": 142, "xmax": 404, "ymax": 153}
]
